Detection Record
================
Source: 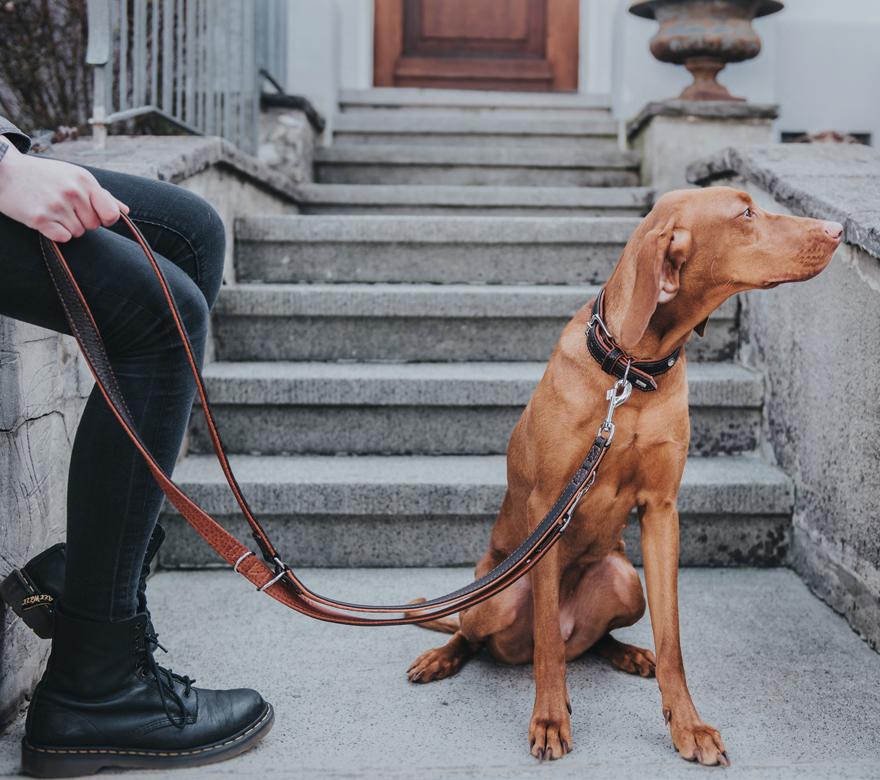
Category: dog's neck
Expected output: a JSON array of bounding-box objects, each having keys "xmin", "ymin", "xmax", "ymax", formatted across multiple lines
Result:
[{"xmin": 603, "ymin": 275, "xmax": 736, "ymax": 361}]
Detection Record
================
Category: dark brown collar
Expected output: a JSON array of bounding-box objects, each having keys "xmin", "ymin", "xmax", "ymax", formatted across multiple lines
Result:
[{"xmin": 585, "ymin": 289, "xmax": 681, "ymax": 392}]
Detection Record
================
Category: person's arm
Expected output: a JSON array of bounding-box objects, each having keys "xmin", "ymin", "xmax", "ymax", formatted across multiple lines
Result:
[{"xmin": 0, "ymin": 119, "xmax": 129, "ymax": 243}]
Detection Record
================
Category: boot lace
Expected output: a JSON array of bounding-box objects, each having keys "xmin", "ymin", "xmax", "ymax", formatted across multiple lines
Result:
[{"xmin": 140, "ymin": 622, "xmax": 196, "ymax": 730}]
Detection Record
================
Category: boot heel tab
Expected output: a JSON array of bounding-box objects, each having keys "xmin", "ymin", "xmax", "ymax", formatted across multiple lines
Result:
[{"xmin": 1, "ymin": 568, "xmax": 56, "ymax": 639}]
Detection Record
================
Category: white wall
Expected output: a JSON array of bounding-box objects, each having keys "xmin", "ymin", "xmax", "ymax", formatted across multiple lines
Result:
[{"xmin": 613, "ymin": 0, "xmax": 880, "ymax": 142}]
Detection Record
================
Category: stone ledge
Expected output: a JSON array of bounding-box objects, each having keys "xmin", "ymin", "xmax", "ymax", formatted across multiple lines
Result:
[
  {"xmin": 687, "ymin": 144, "xmax": 880, "ymax": 260},
  {"xmin": 627, "ymin": 100, "xmax": 779, "ymax": 140},
  {"xmin": 46, "ymin": 135, "xmax": 302, "ymax": 202}
]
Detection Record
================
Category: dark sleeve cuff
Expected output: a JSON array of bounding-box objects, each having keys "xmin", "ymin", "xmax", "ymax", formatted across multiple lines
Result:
[{"xmin": 0, "ymin": 119, "xmax": 32, "ymax": 154}]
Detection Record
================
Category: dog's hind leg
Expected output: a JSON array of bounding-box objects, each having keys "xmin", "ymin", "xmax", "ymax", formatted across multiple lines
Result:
[{"xmin": 562, "ymin": 550, "xmax": 655, "ymax": 678}]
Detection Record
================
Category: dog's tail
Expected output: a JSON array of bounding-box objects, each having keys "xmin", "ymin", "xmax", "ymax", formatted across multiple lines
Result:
[{"xmin": 404, "ymin": 598, "xmax": 460, "ymax": 634}]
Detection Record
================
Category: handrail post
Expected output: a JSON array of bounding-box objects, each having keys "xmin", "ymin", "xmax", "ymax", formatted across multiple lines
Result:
[{"xmin": 86, "ymin": 0, "xmax": 112, "ymax": 149}]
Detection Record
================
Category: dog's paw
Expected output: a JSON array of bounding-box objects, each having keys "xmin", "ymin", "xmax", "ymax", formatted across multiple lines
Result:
[
  {"xmin": 528, "ymin": 703, "xmax": 573, "ymax": 761},
  {"xmin": 666, "ymin": 712, "xmax": 729, "ymax": 767},
  {"xmin": 607, "ymin": 641, "xmax": 656, "ymax": 677},
  {"xmin": 406, "ymin": 645, "xmax": 464, "ymax": 683}
]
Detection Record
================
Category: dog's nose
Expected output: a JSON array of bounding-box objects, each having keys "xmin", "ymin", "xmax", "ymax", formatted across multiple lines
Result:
[{"xmin": 822, "ymin": 220, "xmax": 844, "ymax": 243}]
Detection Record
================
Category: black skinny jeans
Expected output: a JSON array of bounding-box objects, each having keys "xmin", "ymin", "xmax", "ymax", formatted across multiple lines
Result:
[{"xmin": 0, "ymin": 166, "xmax": 224, "ymax": 622}]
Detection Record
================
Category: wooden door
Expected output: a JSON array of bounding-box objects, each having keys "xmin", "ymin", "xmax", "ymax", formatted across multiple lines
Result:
[{"xmin": 374, "ymin": 0, "xmax": 579, "ymax": 92}]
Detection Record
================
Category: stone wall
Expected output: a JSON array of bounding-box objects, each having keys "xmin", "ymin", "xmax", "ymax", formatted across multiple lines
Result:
[
  {"xmin": 0, "ymin": 135, "xmax": 299, "ymax": 726},
  {"xmin": 0, "ymin": 322, "xmax": 90, "ymax": 725},
  {"xmin": 689, "ymin": 144, "xmax": 880, "ymax": 651}
]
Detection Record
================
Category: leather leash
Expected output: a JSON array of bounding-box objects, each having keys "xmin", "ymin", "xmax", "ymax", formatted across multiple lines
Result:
[{"xmin": 39, "ymin": 216, "xmax": 630, "ymax": 625}]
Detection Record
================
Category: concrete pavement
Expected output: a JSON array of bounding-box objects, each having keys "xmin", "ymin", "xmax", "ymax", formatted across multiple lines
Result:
[{"xmin": 2, "ymin": 567, "xmax": 879, "ymax": 778}]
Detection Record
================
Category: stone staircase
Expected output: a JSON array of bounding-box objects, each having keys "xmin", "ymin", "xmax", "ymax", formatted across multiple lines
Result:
[{"xmin": 160, "ymin": 88, "xmax": 793, "ymax": 571}]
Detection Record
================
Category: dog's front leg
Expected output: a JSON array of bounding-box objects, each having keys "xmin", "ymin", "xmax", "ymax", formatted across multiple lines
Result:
[
  {"xmin": 527, "ymin": 492, "xmax": 571, "ymax": 761},
  {"xmin": 640, "ymin": 501, "xmax": 729, "ymax": 767}
]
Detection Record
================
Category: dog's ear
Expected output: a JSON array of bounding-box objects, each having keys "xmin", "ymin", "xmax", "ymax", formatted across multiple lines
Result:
[{"xmin": 610, "ymin": 221, "xmax": 691, "ymax": 351}]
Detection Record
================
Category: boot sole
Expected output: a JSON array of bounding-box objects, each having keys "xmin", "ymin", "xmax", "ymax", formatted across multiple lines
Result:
[{"xmin": 20, "ymin": 702, "xmax": 274, "ymax": 777}]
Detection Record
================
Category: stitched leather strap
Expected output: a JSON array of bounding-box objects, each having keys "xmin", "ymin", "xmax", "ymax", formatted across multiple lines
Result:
[
  {"xmin": 585, "ymin": 289, "xmax": 680, "ymax": 392},
  {"xmin": 39, "ymin": 217, "xmax": 611, "ymax": 625}
]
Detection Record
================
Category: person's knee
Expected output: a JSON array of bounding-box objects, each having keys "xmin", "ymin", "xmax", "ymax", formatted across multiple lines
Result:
[
  {"xmin": 187, "ymin": 194, "xmax": 225, "ymax": 309},
  {"xmin": 170, "ymin": 273, "xmax": 211, "ymax": 349}
]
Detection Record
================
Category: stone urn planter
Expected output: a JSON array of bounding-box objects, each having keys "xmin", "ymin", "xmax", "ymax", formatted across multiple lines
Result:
[{"xmin": 630, "ymin": 0, "xmax": 783, "ymax": 101}]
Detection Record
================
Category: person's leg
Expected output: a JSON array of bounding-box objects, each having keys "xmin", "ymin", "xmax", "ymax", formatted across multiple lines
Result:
[
  {"xmin": 0, "ymin": 173, "xmax": 273, "ymax": 776},
  {"xmin": 59, "ymin": 169, "xmax": 225, "ymax": 622},
  {"xmin": 0, "ymin": 181, "xmax": 220, "ymax": 623}
]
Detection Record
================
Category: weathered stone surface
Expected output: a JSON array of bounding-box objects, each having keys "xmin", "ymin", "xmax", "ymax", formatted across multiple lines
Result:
[
  {"xmin": 295, "ymin": 184, "xmax": 654, "ymax": 217},
  {"xmin": 628, "ymin": 102, "xmax": 776, "ymax": 193},
  {"xmin": 332, "ymin": 112, "xmax": 619, "ymax": 150},
  {"xmin": 316, "ymin": 144, "xmax": 640, "ymax": 187},
  {"xmin": 235, "ymin": 214, "xmax": 638, "ymax": 284},
  {"xmin": 0, "ymin": 319, "xmax": 90, "ymax": 726},
  {"xmin": 212, "ymin": 283, "xmax": 739, "ymax": 363},
  {"xmin": 258, "ymin": 107, "xmax": 317, "ymax": 184},
  {"xmin": 159, "ymin": 453, "xmax": 792, "ymax": 567},
  {"xmin": 687, "ymin": 144, "xmax": 880, "ymax": 261},
  {"xmin": 688, "ymin": 152, "xmax": 880, "ymax": 651},
  {"xmin": 189, "ymin": 361, "xmax": 762, "ymax": 456},
  {"xmin": 627, "ymin": 100, "xmax": 779, "ymax": 140}
]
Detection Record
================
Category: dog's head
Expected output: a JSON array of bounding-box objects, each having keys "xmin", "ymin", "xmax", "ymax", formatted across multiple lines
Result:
[{"xmin": 604, "ymin": 186, "xmax": 843, "ymax": 352}]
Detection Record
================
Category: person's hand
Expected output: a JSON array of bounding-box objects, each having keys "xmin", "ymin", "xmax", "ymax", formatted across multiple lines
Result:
[{"xmin": 0, "ymin": 140, "xmax": 129, "ymax": 242}]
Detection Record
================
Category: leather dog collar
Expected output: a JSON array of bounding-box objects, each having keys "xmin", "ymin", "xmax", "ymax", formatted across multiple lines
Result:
[{"xmin": 585, "ymin": 288, "xmax": 681, "ymax": 392}]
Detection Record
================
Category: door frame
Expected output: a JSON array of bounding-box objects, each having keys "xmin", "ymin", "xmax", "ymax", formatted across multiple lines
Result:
[{"xmin": 373, "ymin": 0, "xmax": 579, "ymax": 92}]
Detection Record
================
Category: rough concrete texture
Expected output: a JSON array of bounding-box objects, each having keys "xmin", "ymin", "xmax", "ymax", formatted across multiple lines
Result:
[
  {"xmin": 51, "ymin": 136, "xmax": 299, "ymax": 283},
  {"xmin": 0, "ymin": 319, "xmax": 90, "ymax": 726},
  {"xmin": 295, "ymin": 184, "xmax": 653, "ymax": 217},
  {"xmin": 258, "ymin": 107, "xmax": 317, "ymax": 184},
  {"xmin": 4, "ymin": 568, "xmax": 878, "ymax": 779},
  {"xmin": 340, "ymin": 86, "xmax": 613, "ymax": 111},
  {"xmin": 688, "ymin": 147, "xmax": 880, "ymax": 652},
  {"xmin": 189, "ymin": 361, "xmax": 762, "ymax": 456},
  {"xmin": 158, "ymin": 454, "xmax": 791, "ymax": 568},
  {"xmin": 626, "ymin": 100, "xmax": 779, "ymax": 139},
  {"xmin": 234, "ymin": 215, "xmax": 639, "ymax": 285},
  {"xmin": 628, "ymin": 103, "xmax": 775, "ymax": 193},
  {"xmin": 687, "ymin": 143, "xmax": 880, "ymax": 262},
  {"xmin": 316, "ymin": 144, "xmax": 640, "ymax": 188},
  {"xmin": 212, "ymin": 283, "xmax": 738, "ymax": 363},
  {"xmin": 332, "ymin": 113, "xmax": 619, "ymax": 150}
]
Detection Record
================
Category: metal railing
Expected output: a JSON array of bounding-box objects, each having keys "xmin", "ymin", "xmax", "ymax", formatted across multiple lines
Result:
[{"xmin": 86, "ymin": 0, "xmax": 288, "ymax": 154}]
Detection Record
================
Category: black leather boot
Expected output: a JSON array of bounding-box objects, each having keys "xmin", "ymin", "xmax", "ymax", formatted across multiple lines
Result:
[
  {"xmin": 22, "ymin": 607, "xmax": 273, "ymax": 777},
  {"xmin": 1, "ymin": 523, "xmax": 166, "ymax": 638}
]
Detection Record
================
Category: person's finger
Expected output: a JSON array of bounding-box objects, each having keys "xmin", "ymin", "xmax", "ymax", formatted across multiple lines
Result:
[
  {"xmin": 49, "ymin": 198, "xmax": 85, "ymax": 237},
  {"xmin": 73, "ymin": 195, "xmax": 102, "ymax": 231},
  {"xmin": 115, "ymin": 197, "xmax": 130, "ymax": 215},
  {"xmin": 40, "ymin": 221, "xmax": 73, "ymax": 243},
  {"xmin": 90, "ymin": 187, "xmax": 123, "ymax": 226}
]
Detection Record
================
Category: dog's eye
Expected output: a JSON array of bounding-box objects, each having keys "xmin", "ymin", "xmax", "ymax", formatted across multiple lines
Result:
[{"xmin": 742, "ymin": 207, "xmax": 754, "ymax": 219}]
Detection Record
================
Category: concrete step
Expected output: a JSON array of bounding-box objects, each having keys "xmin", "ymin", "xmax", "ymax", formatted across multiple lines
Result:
[
  {"xmin": 339, "ymin": 87, "xmax": 614, "ymax": 121},
  {"xmin": 234, "ymin": 215, "xmax": 640, "ymax": 284},
  {"xmin": 294, "ymin": 184, "xmax": 653, "ymax": 217},
  {"xmin": 160, "ymin": 454, "xmax": 793, "ymax": 568},
  {"xmin": 212, "ymin": 283, "xmax": 739, "ymax": 363},
  {"xmin": 331, "ymin": 112, "xmax": 620, "ymax": 150},
  {"xmin": 191, "ymin": 362, "xmax": 762, "ymax": 457},
  {"xmin": 315, "ymin": 144, "xmax": 640, "ymax": 187}
]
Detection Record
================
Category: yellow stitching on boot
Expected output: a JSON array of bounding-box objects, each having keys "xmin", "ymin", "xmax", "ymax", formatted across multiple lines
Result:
[{"xmin": 25, "ymin": 706, "xmax": 270, "ymax": 757}]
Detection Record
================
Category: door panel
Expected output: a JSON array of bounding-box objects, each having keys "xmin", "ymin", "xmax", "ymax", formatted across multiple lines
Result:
[{"xmin": 374, "ymin": 0, "xmax": 578, "ymax": 92}]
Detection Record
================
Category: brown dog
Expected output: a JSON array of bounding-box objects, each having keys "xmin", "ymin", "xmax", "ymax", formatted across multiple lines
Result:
[{"xmin": 406, "ymin": 187, "xmax": 843, "ymax": 765}]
